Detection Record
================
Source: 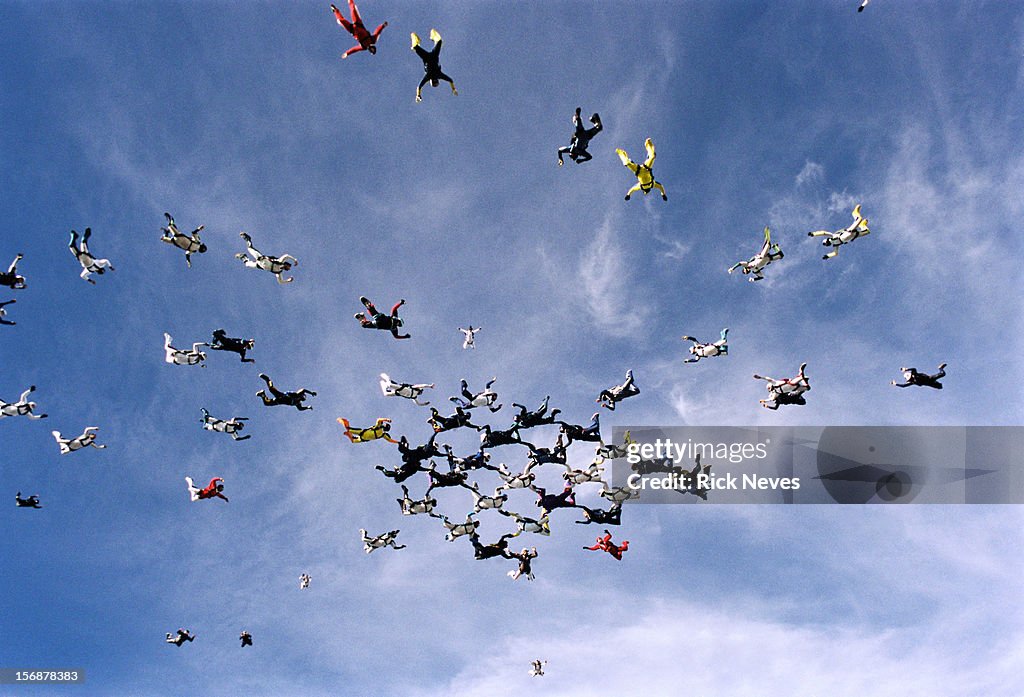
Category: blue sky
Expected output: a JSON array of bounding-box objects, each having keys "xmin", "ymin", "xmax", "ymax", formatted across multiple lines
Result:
[{"xmin": 2, "ymin": 1, "xmax": 1023, "ymax": 695}]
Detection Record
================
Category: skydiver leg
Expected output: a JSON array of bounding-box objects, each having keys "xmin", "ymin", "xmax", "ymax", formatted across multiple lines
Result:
[
  {"xmin": 624, "ymin": 182, "xmax": 643, "ymax": 201},
  {"xmin": 437, "ymin": 71, "xmax": 457, "ymax": 95},
  {"xmin": 651, "ymin": 180, "xmax": 668, "ymax": 201},
  {"xmin": 415, "ymin": 74, "xmax": 430, "ymax": 102},
  {"xmin": 573, "ymin": 148, "xmax": 593, "ymax": 163},
  {"xmin": 346, "ymin": 0, "xmax": 362, "ymax": 26},
  {"xmin": 557, "ymin": 146, "xmax": 571, "ymax": 165},
  {"xmin": 643, "ymin": 140, "xmax": 656, "ymax": 169}
]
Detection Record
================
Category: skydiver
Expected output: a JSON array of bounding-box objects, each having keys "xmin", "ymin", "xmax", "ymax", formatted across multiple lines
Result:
[
  {"xmin": 575, "ymin": 503, "xmax": 622, "ymax": 526},
  {"xmin": 0, "ymin": 385, "xmax": 47, "ymax": 420},
  {"xmin": 807, "ymin": 204, "xmax": 870, "ymax": 259},
  {"xmin": 160, "ymin": 212, "xmax": 206, "ymax": 268},
  {"xmin": 330, "ymin": 1, "xmax": 387, "ymax": 59},
  {"xmin": 682, "ymin": 328, "xmax": 729, "ymax": 363},
  {"xmin": 236, "ymin": 232, "xmax": 298, "ymax": 284},
  {"xmin": 597, "ymin": 369, "xmax": 639, "ymax": 411},
  {"xmin": 410, "ymin": 29, "xmax": 457, "ymax": 102},
  {"xmin": 299, "ymin": 573, "xmax": 312, "ymax": 589},
  {"xmin": 616, "ymin": 138, "xmax": 667, "ymax": 201},
  {"xmin": 166, "ymin": 629, "xmax": 195, "ymax": 646},
  {"xmin": 535, "ymin": 483, "xmax": 576, "ymax": 516},
  {"xmin": 526, "ymin": 433, "xmax": 567, "ymax": 466},
  {"xmin": 185, "ymin": 476, "xmax": 230, "ymax": 502},
  {"xmin": 529, "ymin": 660, "xmax": 547, "ymax": 677},
  {"xmin": 560, "ymin": 412, "xmax": 602, "ymax": 444},
  {"xmin": 201, "ymin": 408, "xmax": 250, "ymax": 441},
  {"xmin": 506, "ymin": 547, "xmax": 538, "ymax": 581},
  {"xmin": 0, "ymin": 299, "xmax": 16, "ymax": 326},
  {"xmin": 426, "ymin": 406, "xmax": 477, "ymax": 433},
  {"xmin": 479, "ymin": 424, "xmax": 529, "ymax": 450},
  {"xmin": 209, "ymin": 329, "xmax": 255, "ymax": 363},
  {"xmin": 728, "ymin": 226, "xmax": 784, "ymax": 282},
  {"xmin": 15, "ymin": 492, "xmax": 42, "ymax": 508},
  {"xmin": 355, "ymin": 296, "xmax": 410, "ymax": 339},
  {"xmin": 68, "ymin": 228, "xmax": 115, "ymax": 284},
  {"xmin": 164, "ymin": 332, "xmax": 207, "ymax": 367},
  {"xmin": 0, "ymin": 254, "xmax": 27, "ymax": 289},
  {"xmin": 584, "ymin": 530, "xmax": 630, "ymax": 560},
  {"xmin": 450, "ymin": 377, "xmax": 501, "ymax": 412},
  {"xmin": 397, "ymin": 433, "xmax": 443, "ymax": 466},
  {"xmin": 467, "ymin": 531, "xmax": 516, "ymax": 560},
  {"xmin": 397, "ymin": 485, "xmax": 437, "ymax": 516},
  {"xmin": 380, "ymin": 373, "xmax": 434, "ymax": 405},
  {"xmin": 240, "ymin": 631, "xmax": 253, "ymax": 647},
  {"xmin": 558, "ymin": 107, "xmax": 603, "ymax": 166},
  {"xmin": 511, "ymin": 396, "xmax": 561, "ymax": 429},
  {"xmin": 52, "ymin": 426, "xmax": 107, "ymax": 454},
  {"xmin": 360, "ymin": 528, "xmax": 407, "ymax": 552},
  {"xmin": 459, "ymin": 325, "xmax": 481, "ymax": 349},
  {"xmin": 754, "ymin": 362, "xmax": 810, "ymax": 410},
  {"xmin": 338, "ymin": 417, "xmax": 399, "ymax": 444},
  {"xmin": 891, "ymin": 363, "xmax": 947, "ymax": 389},
  {"xmin": 256, "ymin": 374, "xmax": 316, "ymax": 410}
]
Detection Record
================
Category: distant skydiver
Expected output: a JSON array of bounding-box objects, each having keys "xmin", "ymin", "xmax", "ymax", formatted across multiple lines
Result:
[
  {"xmin": 858, "ymin": 0, "xmax": 870, "ymax": 11},
  {"xmin": 0, "ymin": 253, "xmax": 27, "ymax": 289},
  {"xmin": 209, "ymin": 329, "xmax": 255, "ymax": 363},
  {"xmin": 355, "ymin": 296, "xmax": 410, "ymax": 339},
  {"xmin": 69, "ymin": 228, "xmax": 115, "ymax": 284},
  {"xmin": 506, "ymin": 547, "xmax": 538, "ymax": 581},
  {"xmin": 15, "ymin": 492, "xmax": 42, "ymax": 508},
  {"xmin": 563, "ymin": 460, "xmax": 604, "ymax": 485},
  {"xmin": 529, "ymin": 660, "xmax": 547, "ymax": 677},
  {"xmin": 0, "ymin": 299, "xmax": 16, "ymax": 326},
  {"xmin": 256, "ymin": 374, "xmax": 317, "ymax": 410},
  {"xmin": 891, "ymin": 363, "xmax": 947, "ymax": 389},
  {"xmin": 186, "ymin": 476, "xmax": 229, "ymax": 502},
  {"xmin": 499, "ymin": 509, "xmax": 551, "ymax": 536},
  {"xmin": 379, "ymin": 373, "xmax": 434, "ymax": 405},
  {"xmin": 597, "ymin": 369, "xmax": 639, "ymax": 411},
  {"xmin": 616, "ymin": 138, "xmax": 667, "ymax": 201},
  {"xmin": 236, "ymin": 232, "xmax": 298, "ymax": 284},
  {"xmin": 360, "ymin": 528, "xmax": 403, "ymax": 552},
  {"xmin": 469, "ymin": 482, "xmax": 508, "ymax": 513},
  {"xmin": 160, "ymin": 212, "xmax": 206, "ymax": 268},
  {"xmin": 166, "ymin": 629, "xmax": 195, "ymax": 646},
  {"xmin": 754, "ymin": 362, "xmax": 810, "ymax": 410},
  {"xmin": 201, "ymin": 408, "xmax": 250, "ymax": 441},
  {"xmin": 682, "ymin": 328, "xmax": 729, "ymax": 363},
  {"xmin": 558, "ymin": 107, "xmax": 603, "ymax": 166},
  {"xmin": 338, "ymin": 417, "xmax": 399, "ymax": 444},
  {"xmin": 299, "ymin": 573, "xmax": 312, "ymax": 589},
  {"xmin": 411, "ymin": 29, "xmax": 457, "ymax": 102},
  {"xmin": 331, "ymin": 1, "xmax": 387, "ymax": 58},
  {"xmin": 728, "ymin": 226, "xmax": 784, "ymax": 282},
  {"xmin": 240, "ymin": 631, "xmax": 253, "ymax": 647},
  {"xmin": 0, "ymin": 385, "xmax": 46, "ymax": 420},
  {"xmin": 807, "ymin": 204, "xmax": 870, "ymax": 259},
  {"xmin": 526, "ymin": 434, "xmax": 568, "ymax": 467},
  {"xmin": 52, "ymin": 426, "xmax": 107, "ymax": 454},
  {"xmin": 441, "ymin": 513, "xmax": 480, "ymax": 541},
  {"xmin": 459, "ymin": 325, "xmax": 481, "ymax": 349},
  {"xmin": 164, "ymin": 332, "xmax": 208, "ymax": 367},
  {"xmin": 584, "ymin": 530, "xmax": 630, "ymax": 560}
]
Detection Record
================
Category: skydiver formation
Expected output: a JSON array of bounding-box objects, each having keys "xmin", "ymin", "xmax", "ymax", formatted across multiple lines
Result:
[{"xmin": 3, "ymin": 0, "xmax": 967, "ymax": 669}]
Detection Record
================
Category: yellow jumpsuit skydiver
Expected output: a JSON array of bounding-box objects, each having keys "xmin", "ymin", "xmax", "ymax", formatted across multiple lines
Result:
[{"xmin": 616, "ymin": 138, "xmax": 667, "ymax": 201}]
